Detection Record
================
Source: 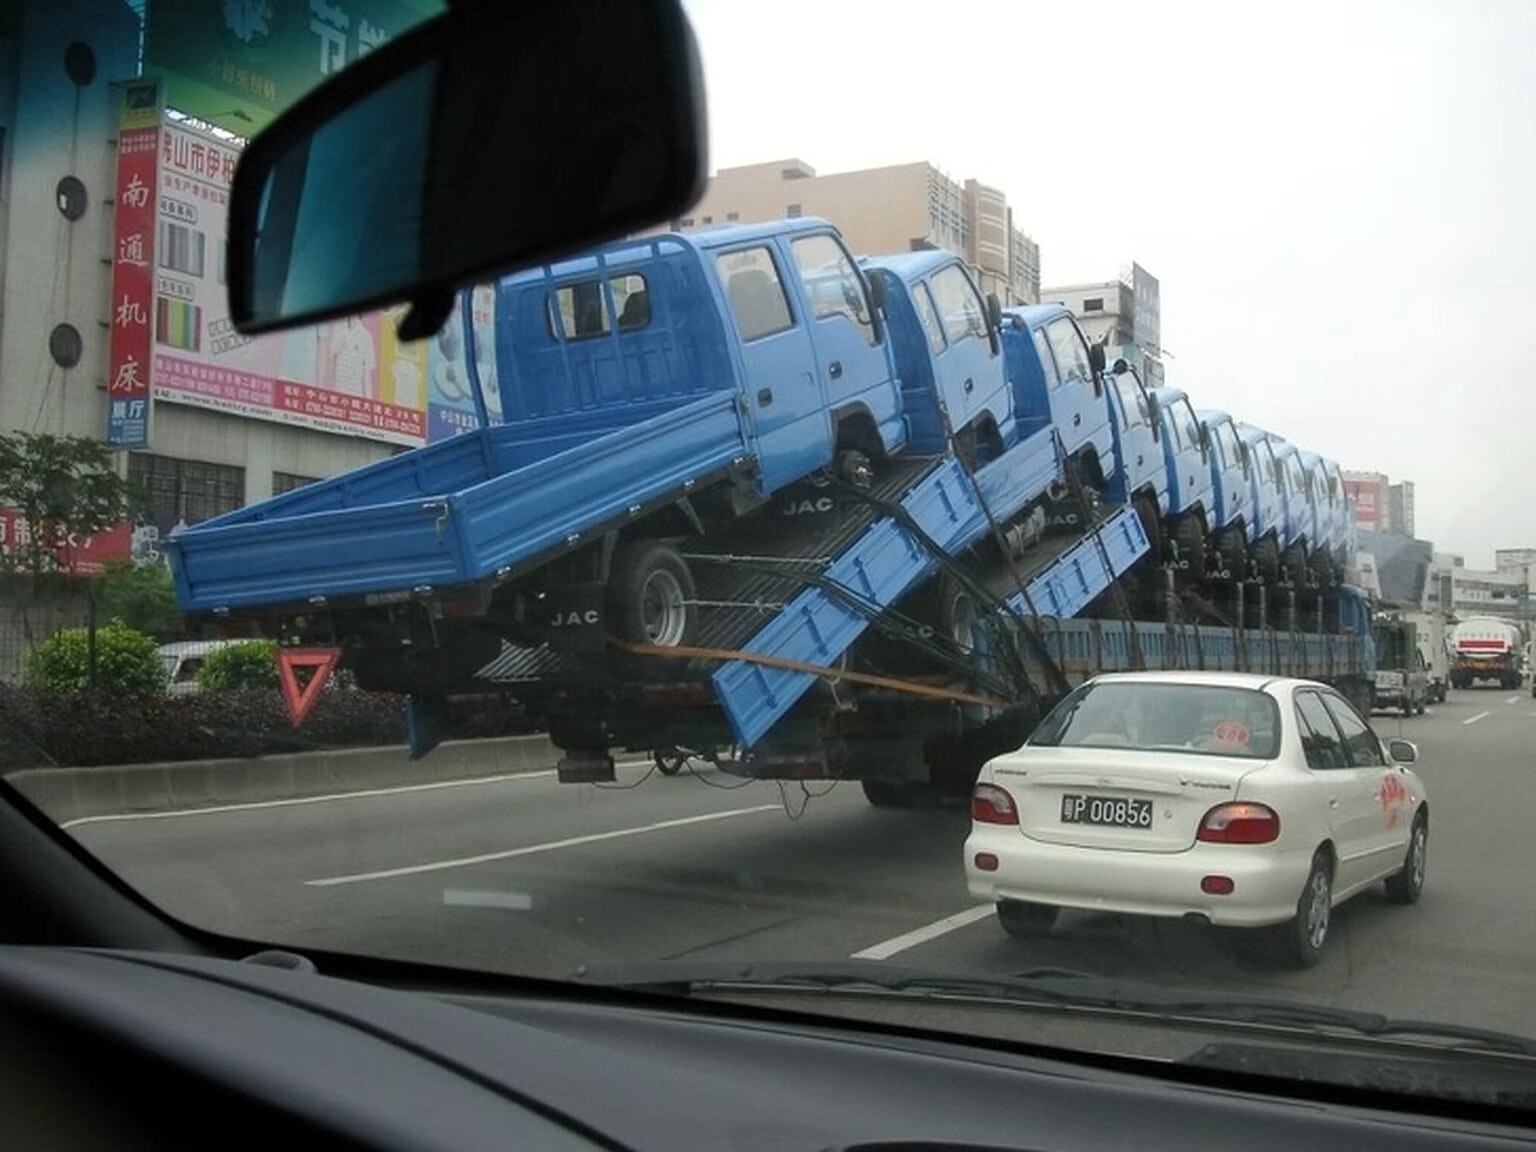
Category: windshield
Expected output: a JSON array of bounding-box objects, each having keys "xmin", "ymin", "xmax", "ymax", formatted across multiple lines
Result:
[
  {"xmin": 3, "ymin": 0, "xmax": 1534, "ymax": 1116},
  {"xmin": 1030, "ymin": 682, "xmax": 1281, "ymax": 759}
]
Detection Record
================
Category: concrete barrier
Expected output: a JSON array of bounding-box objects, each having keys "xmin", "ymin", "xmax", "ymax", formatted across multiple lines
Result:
[{"xmin": 9, "ymin": 734, "xmax": 563, "ymax": 825}]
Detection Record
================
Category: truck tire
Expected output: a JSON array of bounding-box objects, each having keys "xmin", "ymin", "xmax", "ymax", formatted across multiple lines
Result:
[
  {"xmin": 1252, "ymin": 537, "xmax": 1281, "ymax": 587},
  {"xmin": 608, "ymin": 542, "xmax": 696, "ymax": 648},
  {"xmin": 1217, "ymin": 528, "xmax": 1246, "ymax": 581},
  {"xmin": 1172, "ymin": 514, "xmax": 1207, "ymax": 581},
  {"xmin": 1133, "ymin": 495, "xmax": 1164, "ymax": 568},
  {"xmin": 1282, "ymin": 544, "xmax": 1308, "ymax": 588}
]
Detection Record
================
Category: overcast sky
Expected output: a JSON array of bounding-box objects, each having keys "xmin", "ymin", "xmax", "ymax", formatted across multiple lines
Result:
[{"xmin": 680, "ymin": 0, "xmax": 1536, "ymax": 566}]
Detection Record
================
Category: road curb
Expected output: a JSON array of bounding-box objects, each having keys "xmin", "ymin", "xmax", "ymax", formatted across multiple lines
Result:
[{"xmin": 9, "ymin": 735, "xmax": 562, "ymax": 825}]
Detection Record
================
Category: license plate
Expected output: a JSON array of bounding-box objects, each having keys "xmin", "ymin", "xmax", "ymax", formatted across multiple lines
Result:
[{"xmin": 1060, "ymin": 794, "xmax": 1153, "ymax": 829}]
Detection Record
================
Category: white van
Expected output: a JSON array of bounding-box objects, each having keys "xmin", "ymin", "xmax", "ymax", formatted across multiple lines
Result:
[{"xmin": 156, "ymin": 640, "xmax": 239, "ymax": 696}]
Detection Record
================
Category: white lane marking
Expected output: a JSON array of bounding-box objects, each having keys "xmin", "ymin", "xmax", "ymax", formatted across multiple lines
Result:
[
  {"xmin": 307, "ymin": 804, "xmax": 781, "ymax": 887},
  {"xmin": 60, "ymin": 770, "xmax": 559, "ymax": 830},
  {"xmin": 1463, "ymin": 710, "xmax": 1491, "ymax": 726},
  {"xmin": 443, "ymin": 888, "xmax": 534, "ymax": 911},
  {"xmin": 1507, "ymin": 696, "xmax": 1521, "ymax": 705},
  {"xmin": 851, "ymin": 905, "xmax": 994, "ymax": 961}
]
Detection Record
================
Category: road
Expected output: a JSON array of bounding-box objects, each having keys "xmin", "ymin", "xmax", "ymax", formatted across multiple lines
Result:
[{"xmin": 57, "ymin": 688, "xmax": 1536, "ymax": 1040}]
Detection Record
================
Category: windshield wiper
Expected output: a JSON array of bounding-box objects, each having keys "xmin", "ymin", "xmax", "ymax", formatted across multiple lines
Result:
[{"xmin": 572, "ymin": 959, "xmax": 1536, "ymax": 1059}]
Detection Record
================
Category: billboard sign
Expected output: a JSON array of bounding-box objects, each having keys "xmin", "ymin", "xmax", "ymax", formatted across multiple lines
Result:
[
  {"xmin": 145, "ymin": 118, "xmax": 431, "ymax": 445},
  {"xmin": 1344, "ymin": 473, "xmax": 1389, "ymax": 532},
  {"xmin": 143, "ymin": 0, "xmax": 440, "ymax": 134},
  {"xmin": 106, "ymin": 80, "xmax": 165, "ymax": 448}
]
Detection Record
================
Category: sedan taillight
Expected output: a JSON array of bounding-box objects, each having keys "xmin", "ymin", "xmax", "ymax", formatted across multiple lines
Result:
[
  {"xmin": 1197, "ymin": 802, "xmax": 1280, "ymax": 844},
  {"xmin": 971, "ymin": 783, "xmax": 1019, "ymax": 825}
]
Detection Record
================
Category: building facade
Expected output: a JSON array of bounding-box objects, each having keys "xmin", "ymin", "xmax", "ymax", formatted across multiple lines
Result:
[
  {"xmin": 663, "ymin": 158, "xmax": 1042, "ymax": 305},
  {"xmin": 1041, "ymin": 264, "xmax": 1163, "ymax": 384}
]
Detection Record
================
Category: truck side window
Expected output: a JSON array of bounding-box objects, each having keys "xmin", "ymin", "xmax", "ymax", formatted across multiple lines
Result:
[
  {"xmin": 789, "ymin": 234, "xmax": 876, "ymax": 345},
  {"xmin": 1031, "ymin": 328, "xmax": 1061, "ymax": 388},
  {"xmin": 1181, "ymin": 401, "xmax": 1204, "ymax": 455},
  {"xmin": 1045, "ymin": 318, "xmax": 1092, "ymax": 389},
  {"xmin": 547, "ymin": 278, "xmax": 611, "ymax": 339},
  {"xmin": 612, "ymin": 274, "xmax": 651, "ymax": 331},
  {"xmin": 929, "ymin": 265, "xmax": 989, "ymax": 345},
  {"xmin": 718, "ymin": 246, "xmax": 795, "ymax": 343},
  {"xmin": 913, "ymin": 282, "xmax": 947, "ymax": 356},
  {"xmin": 1295, "ymin": 691, "xmax": 1348, "ymax": 770}
]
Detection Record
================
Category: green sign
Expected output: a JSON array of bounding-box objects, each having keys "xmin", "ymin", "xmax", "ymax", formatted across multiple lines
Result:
[{"xmin": 143, "ymin": 0, "xmax": 441, "ymax": 133}]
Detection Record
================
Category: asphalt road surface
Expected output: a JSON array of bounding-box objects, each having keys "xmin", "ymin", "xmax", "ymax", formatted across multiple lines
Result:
[{"xmin": 55, "ymin": 688, "xmax": 1536, "ymax": 1041}]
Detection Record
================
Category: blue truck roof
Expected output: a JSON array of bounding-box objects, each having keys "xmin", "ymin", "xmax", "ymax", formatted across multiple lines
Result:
[
  {"xmin": 499, "ymin": 216, "xmax": 843, "ymax": 286},
  {"xmin": 861, "ymin": 249, "xmax": 963, "ymax": 279},
  {"xmin": 1004, "ymin": 303, "xmax": 1075, "ymax": 329}
]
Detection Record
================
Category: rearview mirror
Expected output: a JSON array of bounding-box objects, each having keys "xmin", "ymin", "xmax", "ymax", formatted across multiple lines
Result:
[
  {"xmin": 228, "ymin": 0, "xmax": 707, "ymax": 338},
  {"xmin": 1088, "ymin": 343, "xmax": 1106, "ymax": 374},
  {"xmin": 1387, "ymin": 738, "xmax": 1418, "ymax": 764}
]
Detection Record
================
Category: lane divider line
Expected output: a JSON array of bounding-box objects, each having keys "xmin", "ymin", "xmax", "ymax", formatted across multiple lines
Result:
[
  {"xmin": 1463, "ymin": 710, "xmax": 1491, "ymax": 726},
  {"xmin": 851, "ymin": 905, "xmax": 995, "ymax": 961},
  {"xmin": 307, "ymin": 804, "xmax": 781, "ymax": 886}
]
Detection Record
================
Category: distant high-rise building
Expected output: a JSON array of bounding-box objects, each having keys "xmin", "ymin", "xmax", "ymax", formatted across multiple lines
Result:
[{"xmin": 650, "ymin": 158, "xmax": 1042, "ymax": 305}]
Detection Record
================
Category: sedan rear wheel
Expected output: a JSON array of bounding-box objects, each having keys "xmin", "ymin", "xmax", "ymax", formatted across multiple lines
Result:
[
  {"xmin": 1384, "ymin": 813, "xmax": 1428, "ymax": 905},
  {"xmin": 996, "ymin": 899, "xmax": 1059, "ymax": 939},
  {"xmin": 1278, "ymin": 852, "xmax": 1332, "ymax": 967}
]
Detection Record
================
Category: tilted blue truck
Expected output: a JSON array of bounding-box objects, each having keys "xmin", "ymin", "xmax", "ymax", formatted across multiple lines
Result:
[{"xmin": 165, "ymin": 215, "xmax": 1377, "ymax": 803}]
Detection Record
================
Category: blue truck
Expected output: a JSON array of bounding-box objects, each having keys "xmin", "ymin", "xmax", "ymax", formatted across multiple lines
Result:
[{"xmin": 166, "ymin": 216, "xmax": 1377, "ymax": 802}]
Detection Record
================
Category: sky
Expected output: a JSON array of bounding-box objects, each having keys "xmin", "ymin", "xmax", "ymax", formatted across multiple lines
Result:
[{"xmin": 679, "ymin": 0, "xmax": 1536, "ymax": 566}]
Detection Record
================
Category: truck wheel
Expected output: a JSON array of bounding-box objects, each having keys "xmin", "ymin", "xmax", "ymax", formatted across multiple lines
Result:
[
  {"xmin": 1133, "ymin": 495, "xmax": 1164, "ymax": 567},
  {"xmin": 1217, "ymin": 528, "xmax": 1246, "ymax": 580},
  {"xmin": 1172, "ymin": 515, "xmax": 1207, "ymax": 580},
  {"xmin": 652, "ymin": 748, "xmax": 687, "ymax": 776},
  {"xmin": 1282, "ymin": 544, "xmax": 1308, "ymax": 587},
  {"xmin": 608, "ymin": 542, "xmax": 696, "ymax": 648},
  {"xmin": 1252, "ymin": 537, "xmax": 1281, "ymax": 587}
]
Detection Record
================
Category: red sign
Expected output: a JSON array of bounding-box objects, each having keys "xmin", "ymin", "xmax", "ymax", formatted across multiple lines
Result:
[
  {"xmin": 1343, "ymin": 475, "xmax": 1389, "ymax": 532},
  {"xmin": 0, "ymin": 510, "xmax": 135, "ymax": 576},
  {"xmin": 277, "ymin": 647, "xmax": 342, "ymax": 727},
  {"xmin": 106, "ymin": 94, "xmax": 160, "ymax": 449}
]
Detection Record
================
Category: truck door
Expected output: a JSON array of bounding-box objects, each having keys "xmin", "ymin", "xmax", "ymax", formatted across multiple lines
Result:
[
  {"xmin": 1107, "ymin": 374, "xmax": 1161, "ymax": 510},
  {"xmin": 784, "ymin": 233, "xmax": 902, "ymax": 456},
  {"xmin": 917, "ymin": 261, "xmax": 1006, "ymax": 449},
  {"xmin": 1041, "ymin": 314, "xmax": 1103, "ymax": 459},
  {"xmin": 714, "ymin": 243, "xmax": 831, "ymax": 493}
]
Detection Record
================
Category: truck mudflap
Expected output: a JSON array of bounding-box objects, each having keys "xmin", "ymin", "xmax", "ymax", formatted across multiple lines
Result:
[{"xmin": 713, "ymin": 493, "xmax": 1150, "ymax": 748}]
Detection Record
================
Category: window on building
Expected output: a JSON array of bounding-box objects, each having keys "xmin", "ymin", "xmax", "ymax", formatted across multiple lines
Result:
[
  {"xmin": 790, "ymin": 234, "xmax": 875, "ymax": 345},
  {"xmin": 786, "ymin": 203, "xmax": 802, "ymax": 217},
  {"xmin": 717, "ymin": 246, "xmax": 794, "ymax": 342},
  {"xmin": 128, "ymin": 453, "xmax": 245, "ymax": 525},
  {"xmin": 678, "ymin": 216, "xmax": 694, "ymax": 227},
  {"xmin": 1082, "ymin": 297, "xmax": 1105, "ymax": 312},
  {"xmin": 726, "ymin": 211, "xmax": 740, "ymax": 221},
  {"xmin": 272, "ymin": 471, "xmax": 320, "ymax": 495},
  {"xmin": 929, "ymin": 265, "xmax": 988, "ymax": 345},
  {"xmin": 701, "ymin": 215, "xmax": 713, "ymax": 225}
]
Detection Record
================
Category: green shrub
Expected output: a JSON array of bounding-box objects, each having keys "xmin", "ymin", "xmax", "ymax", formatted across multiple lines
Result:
[
  {"xmin": 22, "ymin": 621, "xmax": 166, "ymax": 696},
  {"xmin": 198, "ymin": 640, "xmax": 280, "ymax": 691}
]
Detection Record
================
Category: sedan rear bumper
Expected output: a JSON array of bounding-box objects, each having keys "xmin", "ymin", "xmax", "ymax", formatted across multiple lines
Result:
[{"xmin": 965, "ymin": 830, "xmax": 1315, "ymax": 928}]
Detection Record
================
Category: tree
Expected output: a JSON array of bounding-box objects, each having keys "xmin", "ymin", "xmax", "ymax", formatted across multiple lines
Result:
[
  {"xmin": 93, "ymin": 559, "xmax": 183, "ymax": 639},
  {"xmin": 0, "ymin": 432, "xmax": 140, "ymax": 577},
  {"xmin": 22, "ymin": 621, "xmax": 166, "ymax": 695},
  {"xmin": 198, "ymin": 640, "xmax": 280, "ymax": 691}
]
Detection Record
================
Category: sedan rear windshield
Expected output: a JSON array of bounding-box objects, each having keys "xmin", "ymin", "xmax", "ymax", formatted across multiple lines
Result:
[{"xmin": 1029, "ymin": 682, "xmax": 1281, "ymax": 760}]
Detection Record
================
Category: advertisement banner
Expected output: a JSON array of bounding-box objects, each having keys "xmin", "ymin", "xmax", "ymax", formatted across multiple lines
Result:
[
  {"xmin": 426, "ymin": 284, "xmax": 502, "ymax": 441},
  {"xmin": 0, "ymin": 512, "xmax": 135, "ymax": 577},
  {"xmin": 143, "ymin": 0, "xmax": 440, "ymax": 134},
  {"xmin": 1343, "ymin": 474, "xmax": 1388, "ymax": 532},
  {"xmin": 106, "ymin": 80, "xmax": 164, "ymax": 448},
  {"xmin": 149, "ymin": 119, "xmax": 429, "ymax": 445}
]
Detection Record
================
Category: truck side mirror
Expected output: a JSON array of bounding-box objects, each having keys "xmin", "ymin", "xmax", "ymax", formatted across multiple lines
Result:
[
  {"xmin": 1089, "ymin": 344, "xmax": 1106, "ymax": 374},
  {"xmin": 985, "ymin": 293, "xmax": 1002, "ymax": 356},
  {"xmin": 864, "ymin": 272, "xmax": 887, "ymax": 344}
]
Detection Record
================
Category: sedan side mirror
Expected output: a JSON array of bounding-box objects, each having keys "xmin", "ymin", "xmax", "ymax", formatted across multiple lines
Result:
[{"xmin": 1387, "ymin": 738, "xmax": 1418, "ymax": 764}]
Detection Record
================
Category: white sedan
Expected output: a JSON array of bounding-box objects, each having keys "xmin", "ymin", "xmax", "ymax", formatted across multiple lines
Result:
[{"xmin": 965, "ymin": 671, "xmax": 1429, "ymax": 966}]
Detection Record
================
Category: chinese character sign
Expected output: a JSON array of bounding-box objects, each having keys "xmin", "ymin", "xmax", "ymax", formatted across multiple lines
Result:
[
  {"xmin": 149, "ymin": 118, "xmax": 431, "ymax": 445},
  {"xmin": 144, "ymin": 0, "xmax": 439, "ymax": 134},
  {"xmin": 106, "ymin": 81, "xmax": 163, "ymax": 449}
]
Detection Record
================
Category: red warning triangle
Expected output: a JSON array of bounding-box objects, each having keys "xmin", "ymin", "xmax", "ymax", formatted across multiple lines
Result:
[{"xmin": 276, "ymin": 647, "xmax": 342, "ymax": 728}]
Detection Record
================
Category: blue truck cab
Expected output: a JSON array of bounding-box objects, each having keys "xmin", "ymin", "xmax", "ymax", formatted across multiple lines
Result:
[
  {"xmin": 506, "ymin": 216, "xmax": 907, "ymax": 494},
  {"xmin": 1146, "ymin": 385, "xmax": 1216, "ymax": 574},
  {"xmin": 999, "ymin": 304, "xmax": 1115, "ymax": 488},
  {"xmin": 859, "ymin": 252, "xmax": 1014, "ymax": 462},
  {"xmin": 1195, "ymin": 408, "xmax": 1255, "ymax": 578}
]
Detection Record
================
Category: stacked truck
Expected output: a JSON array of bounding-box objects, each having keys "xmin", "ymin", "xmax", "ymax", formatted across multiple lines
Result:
[{"xmin": 165, "ymin": 216, "xmax": 1375, "ymax": 803}]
